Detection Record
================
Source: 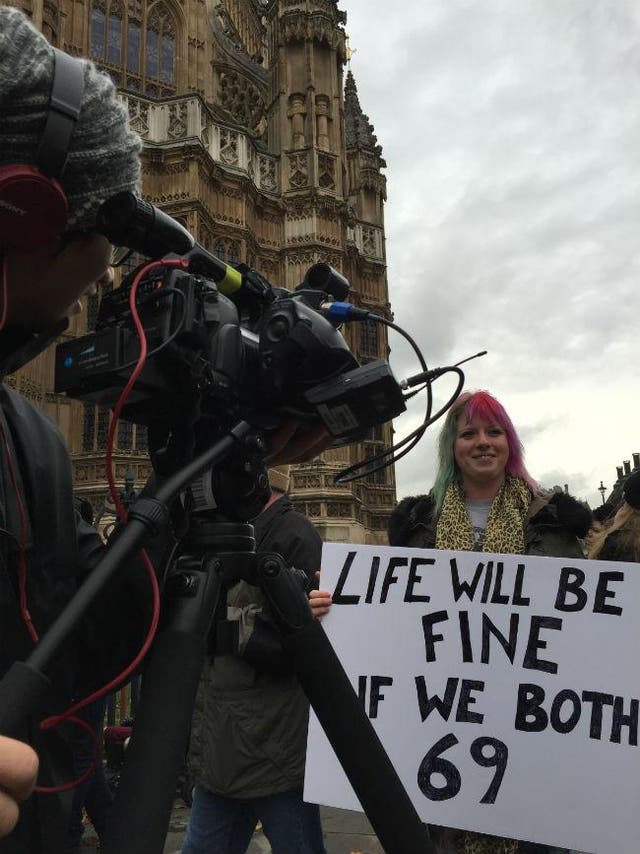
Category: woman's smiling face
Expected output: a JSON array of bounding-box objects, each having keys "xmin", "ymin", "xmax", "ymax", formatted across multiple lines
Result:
[{"xmin": 454, "ymin": 415, "xmax": 510, "ymax": 489}]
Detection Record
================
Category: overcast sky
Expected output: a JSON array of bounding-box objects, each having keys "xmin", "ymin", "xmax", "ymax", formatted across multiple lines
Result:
[{"xmin": 345, "ymin": 0, "xmax": 640, "ymax": 508}]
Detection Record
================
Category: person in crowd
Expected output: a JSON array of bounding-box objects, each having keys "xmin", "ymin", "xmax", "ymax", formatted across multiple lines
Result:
[
  {"xmin": 65, "ymin": 501, "xmax": 114, "ymax": 853},
  {"xmin": 585, "ymin": 502, "xmax": 611, "ymax": 555},
  {"xmin": 588, "ymin": 470, "xmax": 640, "ymax": 563},
  {"xmin": 65, "ymin": 696, "xmax": 113, "ymax": 853},
  {"xmin": 310, "ymin": 390, "xmax": 591, "ymax": 854},
  {"xmin": 181, "ymin": 465, "xmax": 326, "ymax": 854},
  {"xmin": 0, "ymin": 737, "xmax": 38, "ymax": 840}
]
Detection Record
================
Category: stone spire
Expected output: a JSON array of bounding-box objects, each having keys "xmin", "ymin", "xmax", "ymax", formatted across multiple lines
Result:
[{"xmin": 344, "ymin": 70, "xmax": 386, "ymax": 167}]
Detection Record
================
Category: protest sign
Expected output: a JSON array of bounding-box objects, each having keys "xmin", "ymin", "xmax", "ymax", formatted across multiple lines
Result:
[{"xmin": 304, "ymin": 543, "xmax": 640, "ymax": 853}]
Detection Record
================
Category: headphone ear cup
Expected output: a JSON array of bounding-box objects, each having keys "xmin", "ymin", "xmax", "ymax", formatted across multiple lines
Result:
[{"xmin": 0, "ymin": 165, "xmax": 69, "ymax": 249}]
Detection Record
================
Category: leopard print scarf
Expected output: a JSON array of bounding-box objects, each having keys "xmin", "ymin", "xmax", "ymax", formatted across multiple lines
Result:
[
  {"xmin": 435, "ymin": 476, "xmax": 532, "ymax": 554},
  {"xmin": 434, "ymin": 476, "xmax": 531, "ymax": 853},
  {"xmin": 458, "ymin": 831, "xmax": 519, "ymax": 853}
]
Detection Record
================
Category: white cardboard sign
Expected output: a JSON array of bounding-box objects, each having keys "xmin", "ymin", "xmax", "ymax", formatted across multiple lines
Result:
[{"xmin": 304, "ymin": 543, "xmax": 640, "ymax": 854}]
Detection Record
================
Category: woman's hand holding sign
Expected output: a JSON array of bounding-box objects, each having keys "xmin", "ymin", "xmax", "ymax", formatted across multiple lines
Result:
[{"xmin": 309, "ymin": 572, "xmax": 332, "ymax": 619}]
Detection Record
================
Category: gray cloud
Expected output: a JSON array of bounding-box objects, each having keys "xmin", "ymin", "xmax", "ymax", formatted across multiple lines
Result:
[{"xmin": 347, "ymin": 0, "xmax": 640, "ymax": 508}]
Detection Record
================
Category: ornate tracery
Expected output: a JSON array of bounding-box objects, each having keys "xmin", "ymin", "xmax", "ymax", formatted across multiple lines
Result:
[{"xmin": 90, "ymin": 0, "xmax": 178, "ymax": 96}]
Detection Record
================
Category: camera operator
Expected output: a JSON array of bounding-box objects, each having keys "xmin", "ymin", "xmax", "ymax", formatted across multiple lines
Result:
[
  {"xmin": 0, "ymin": 10, "xmax": 336, "ymax": 853},
  {"xmin": 0, "ymin": 8, "xmax": 164, "ymax": 853}
]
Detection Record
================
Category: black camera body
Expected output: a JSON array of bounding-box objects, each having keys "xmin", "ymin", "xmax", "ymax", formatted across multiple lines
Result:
[{"xmin": 55, "ymin": 257, "xmax": 405, "ymax": 443}]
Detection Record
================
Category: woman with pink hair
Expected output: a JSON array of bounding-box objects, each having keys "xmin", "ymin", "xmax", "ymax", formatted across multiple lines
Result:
[
  {"xmin": 387, "ymin": 390, "xmax": 589, "ymax": 561},
  {"xmin": 310, "ymin": 391, "xmax": 591, "ymax": 854},
  {"xmin": 392, "ymin": 390, "xmax": 590, "ymax": 854}
]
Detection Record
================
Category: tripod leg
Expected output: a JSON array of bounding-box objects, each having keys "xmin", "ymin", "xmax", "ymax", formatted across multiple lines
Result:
[
  {"xmin": 258, "ymin": 556, "xmax": 434, "ymax": 854},
  {"xmin": 101, "ymin": 557, "xmax": 224, "ymax": 854}
]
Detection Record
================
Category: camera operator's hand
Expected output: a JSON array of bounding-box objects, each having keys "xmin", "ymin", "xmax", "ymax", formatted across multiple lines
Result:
[
  {"xmin": 0, "ymin": 736, "xmax": 38, "ymax": 838},
  {"xmin": 267, "ymin": 420, "xmax": 332, "ymax": 465}
]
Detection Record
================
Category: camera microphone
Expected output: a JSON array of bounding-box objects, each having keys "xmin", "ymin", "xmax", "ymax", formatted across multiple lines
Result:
[
  {"xmin": 298, "ymin": 263, "xmax": 350, "ymax": 301},
  {"xmin": 96, "ymin": 192, "xmax": 195, "ymax": 258},
  {"xmin": 96, "ymin": 193, "xmax": 270, "ymax": 302}
]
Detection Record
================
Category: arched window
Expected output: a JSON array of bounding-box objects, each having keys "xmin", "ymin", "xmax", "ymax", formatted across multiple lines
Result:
[
  {"xmin": 127, "ymin": 20, "xmax": 141, "ymax": 73},
  {"xmin": 97, "ymin": 407, "xmax": 111, "ymax": 451},
  {"xmin": 213, "ymin": 240, "xmax": 241, "ymax": 265},
  {"xmin": 227, "ymin": 241, "xmax": 239, "ymax": 266},
  {"xmin": 359, "ymin": 321, "xmax": 379, "ymax": 358},
  {"xmin": 82, "ymin": 404, "xmax": 96, "ymax": 452},
  {"xmin": 89, "ymin": 0, "xmax": 177, "ymax": 96},
  {"xmin": 118, "ymin": 420, "xmax": 133, "ymax": 450},
  {"xmin": 107, "ymin": 0, "xmax": 124, "ymax": 65},
  {"xmin": 91, "ymin": 6, "xmax": 106, "ymax": 59},
  {"xmin": 145, "ymin": 3, "xmax": 175, "ymax": 96},
  {"xmin": 91, "ymin": 0, "xmax": 123, "ymax": 65},
  {"xmin": 136, "ymin": 425, "xmax": 148, "ymax": 451}
]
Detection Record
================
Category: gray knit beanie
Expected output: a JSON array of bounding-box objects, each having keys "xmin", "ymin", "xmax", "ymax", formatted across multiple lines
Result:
[{"xmin": 0, "ymin": 5, "xmax": 142, "ymax": 233}]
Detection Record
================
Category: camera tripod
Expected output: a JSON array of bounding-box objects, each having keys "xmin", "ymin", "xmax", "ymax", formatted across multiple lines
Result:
[{"xmin": 0, "ymin": 421, "xmax": 432, "ymax": 854}]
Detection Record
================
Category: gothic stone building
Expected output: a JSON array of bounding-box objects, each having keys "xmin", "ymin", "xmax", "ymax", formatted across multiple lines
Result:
[{"xmin": 4, "ymin": 0, "xmax": 396, "ymax": 543}]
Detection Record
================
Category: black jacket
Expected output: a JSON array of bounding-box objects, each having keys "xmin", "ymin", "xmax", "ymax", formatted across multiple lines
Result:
[
  {"xmin": 388, "ymin": 489, "xmax": 591, "ymax": 557},
  {"xmin": 0, "ymin": 333, "xmax": 170, "ymax": 852},
  {"xmin": 187, "ymin": 493, "xmax": 323, "ymax": 798},
  {"xmin": 252, "ymin": 494, "xmax": 322, "ymax": 588}
]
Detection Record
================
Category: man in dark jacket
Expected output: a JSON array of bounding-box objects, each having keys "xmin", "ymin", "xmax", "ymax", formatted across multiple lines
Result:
[
  {"xmin": 182, "ymin": 466, "xmax": 326, "ymax": 854},
  {"xmin": 0, "ymin": 9, "xmax": 157, "ymax": 852}
]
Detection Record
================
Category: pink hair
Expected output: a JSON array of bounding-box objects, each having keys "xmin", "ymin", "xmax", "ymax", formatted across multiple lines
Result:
[{"xmin": 433, "ymin": 390, "xmax": 538, "ymax": 512}]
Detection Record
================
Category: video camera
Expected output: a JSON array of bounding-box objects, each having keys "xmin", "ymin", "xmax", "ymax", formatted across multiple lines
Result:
[{"xmin": 54, "ymin": 193, "xmax": 406, "ymax": 448}]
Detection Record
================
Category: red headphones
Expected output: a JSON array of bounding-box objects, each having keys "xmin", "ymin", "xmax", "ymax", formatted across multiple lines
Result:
[{"xmin": 0, "ymin": 48, "xmax": 85, "ymax": 249}]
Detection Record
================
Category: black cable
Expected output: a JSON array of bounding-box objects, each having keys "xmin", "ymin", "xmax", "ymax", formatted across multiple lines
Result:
[
  {"xmin": 335, "ymin": 366, "xmax": 465, "ymax": 484},
  {"xmin": 374, "ymin": 315, "xmax": 432, "ymax": 423},
  {"xmin": 331, "ymin": 311, "xmax": 434, "ymax": 483}
]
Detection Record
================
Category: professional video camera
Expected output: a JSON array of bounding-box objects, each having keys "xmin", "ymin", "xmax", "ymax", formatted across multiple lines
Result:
[
  {"xmin": 54, "ymin": 192, "xmax": 406, "ymax": 451},
  {"xmin": 4, "ymin": 195, "xmax": 474, "ymax": 854}
]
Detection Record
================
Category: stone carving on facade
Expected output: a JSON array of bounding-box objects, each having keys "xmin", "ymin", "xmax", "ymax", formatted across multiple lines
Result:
[
  {"xmin": 167, "ymin": 102, "xmax": 187, "ymax": 139},
  {"xmin": 285, "ymin": 251, "xmax": 317, "ymax": 268},
  {"xmin": 362, "ymin": 225, "xmax": 376, "ymax": 257},
  {"xmin": 284, "ymin": 191, "xmax": 346, "ymax": 217},
  {"xmin": 258, "ymin": 155, "xmax": 277, "ymax": 192},
  {"xmin": 219, "ymin": 127, "xmax": 240, "ymax": 166},
  {"xmin": 306, "ymin": 502, "xmax": 322, "ymax": 518},
  {"xmin": 288, "ymin": 152, "xmax": 308, "ymax": 189},
  {"xmin": 219, "ymin": 69, "xmax": 265, "ymax": 132},
  {"xmin": 293, "ymin": 474, "xmax": 323, "ymax": 489},
  {"xmin": 327, "ymin": 501, "xmax": 353, "ymax": 518},
  {"xmin": 280, "ymin": 11, "xmax": 346, "ymax": 60},
  {"xmin": 318, "ymin": 153, "xmax": 335, "ymax": 191},
  {"xmin": 247, "ymin": 146, "xmax": 256, "ymax": 182}
]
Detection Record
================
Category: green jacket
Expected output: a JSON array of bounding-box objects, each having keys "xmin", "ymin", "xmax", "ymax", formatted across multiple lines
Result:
[{"xmin": 187, "ymin": 496, "xmax": 322, "ymax": 798}]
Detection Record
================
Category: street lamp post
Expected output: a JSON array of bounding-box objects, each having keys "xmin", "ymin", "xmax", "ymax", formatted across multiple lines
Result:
[{"xmin": 598, "ymin": 480, "xmax": 607, "ymax": 505}]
